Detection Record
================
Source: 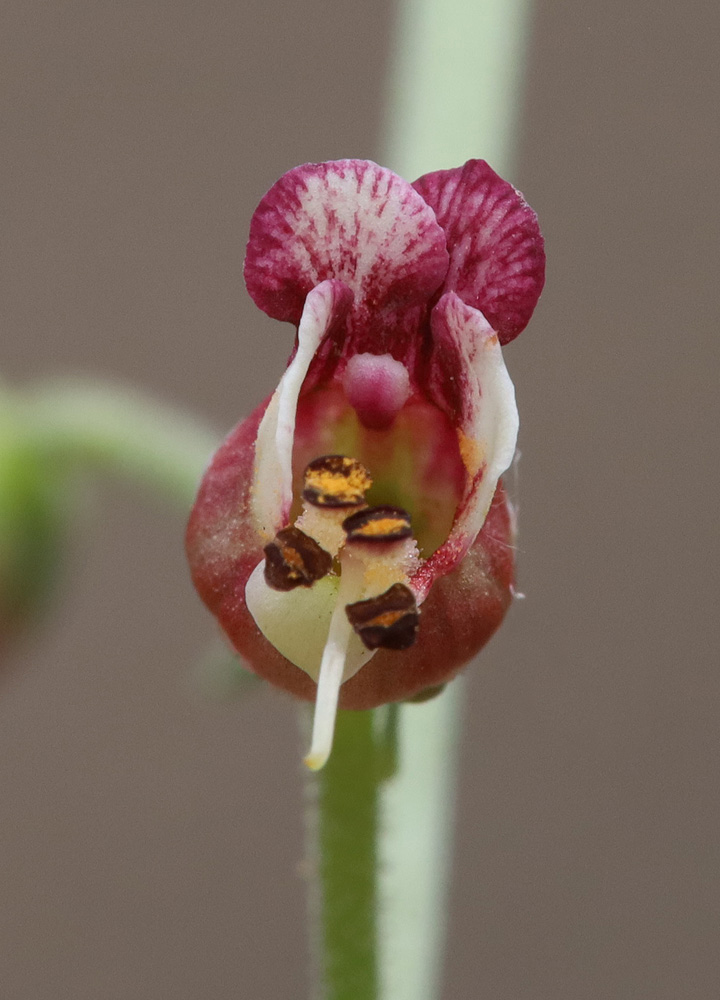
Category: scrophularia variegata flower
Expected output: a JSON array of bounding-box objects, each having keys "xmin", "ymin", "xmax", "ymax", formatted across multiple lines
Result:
[{"xmin": 186, "ymin": 159, "xmax": 545, "ymax": 768}]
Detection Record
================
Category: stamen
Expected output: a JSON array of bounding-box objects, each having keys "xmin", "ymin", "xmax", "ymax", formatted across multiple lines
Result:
[
  {"xmin": 346, "ymin": 583, "xmax": 419, "ymax": 650},
  {"xmin": 294, "ymin": 503, "xmax": 355, "ymax": 561},
  {"xmin": 300, "ymin": 466, "xmax": 420, "ymax": 768},
  {"xmin": 263, "ymin": 525, "xmax": 332, "ymax": 591},
  {"xmin": 342, "ymin": 503, "xmax": 420, "ymax": 593},
  {"xmin": 342, "ymin": 505, "xmax": 413, "ymax": 543},
  {"xmin": 303, "ymin": 455, "xmax": 372, "ymax": 508},
  {"xmin": 304, "ymin": 552, "xmax": 366, "ymax": 771},
  {"xmin": 295, "ymin": 455, "xmax": 373, "ymax": 557}
]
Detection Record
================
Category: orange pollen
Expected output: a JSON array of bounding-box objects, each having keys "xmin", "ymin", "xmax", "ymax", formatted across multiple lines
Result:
[
  {"xmin": 352, "ymin": 516, "xmax": 408, "ymax": 539},
  {"xmin": 364, "ymin": 609, "xmax": 407, "ymax": 628},
  {"xmin": 303, "ymin": 455, "xmax": 373, "ymax": 507}
]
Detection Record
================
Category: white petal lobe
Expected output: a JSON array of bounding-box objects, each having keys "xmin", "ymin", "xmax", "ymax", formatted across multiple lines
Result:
[
  {"xmin": 413, "ymin": 293, "xmax": 519, "ymax": 601},
  {"xmin": 251, "ymin": 280, "xmax": 342, "ymax": 538}
]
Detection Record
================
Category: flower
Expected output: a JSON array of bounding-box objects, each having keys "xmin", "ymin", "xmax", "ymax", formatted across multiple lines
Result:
[{"xmin": 186, "ymin": 159, "xmax": 544, "ymax": 768}]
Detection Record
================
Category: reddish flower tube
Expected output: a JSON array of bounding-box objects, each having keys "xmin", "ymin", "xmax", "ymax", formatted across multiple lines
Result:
[{"xmin": 186, "ymin": 159, "xmax": 544, "ymax": 767}]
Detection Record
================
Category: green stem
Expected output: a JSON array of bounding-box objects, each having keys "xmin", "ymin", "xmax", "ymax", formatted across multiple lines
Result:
[
  {"xmin": 309, "ymin": 1, "xmax": 535, "ymax": 998},
  {"xmin": 19, "ymin": 378, "xmax": 216, "ymax": 509},
  {"xmin": 313, "ymin": 711, "xmax": 380, "ymax": 1000},
  {"xmin": 382, "ymin": 0, "xmax": 534, "ymax": 178},
  {"xmin": 309, "ymin": 705, "xmax": 401, "ymax": 1000}
]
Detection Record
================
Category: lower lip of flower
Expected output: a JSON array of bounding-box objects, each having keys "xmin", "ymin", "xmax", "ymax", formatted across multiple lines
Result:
[{"xmin": 186, "ymin": 370, "xmax": 515, "ymax": 766}]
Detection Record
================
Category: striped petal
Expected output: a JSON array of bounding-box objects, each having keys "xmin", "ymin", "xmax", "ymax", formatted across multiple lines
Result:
[
  {"xmin": 413, "ymin": 160, "xmax": 545, "ymax": 344},
  {"xmin": 244, "ymin": 160, "xmax": 449, "ymax": 330}
]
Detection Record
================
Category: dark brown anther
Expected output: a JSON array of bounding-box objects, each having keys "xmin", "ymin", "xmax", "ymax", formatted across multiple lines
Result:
[
  {"xmin": 302, "ymin": 455, "xmax": 372, "ymax": 508},
  {"xmin": 263, "ymin": 525, "xmax": 333, "ymax": 591},
  {"xmin": 345, "ymin": 583, "xmax": 419, "ymax": 650},
  {"xmin": 342, "ymin": 505, "xmax": 413, "ymax": 544}
]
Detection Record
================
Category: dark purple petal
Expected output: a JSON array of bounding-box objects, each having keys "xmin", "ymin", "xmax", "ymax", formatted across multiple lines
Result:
[
  {"xmin": 244, "ymin": 160, "xmax": 449, "ymax": 326},
  {"xmin": 413, "ymin": 160, "xmax": 545, "ymax": 343}
]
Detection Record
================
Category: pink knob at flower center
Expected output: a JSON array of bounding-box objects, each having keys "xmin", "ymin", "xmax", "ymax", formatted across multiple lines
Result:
[{"xmin": 342, "ymin": 353, "xmax": 412, "ymax": 431}]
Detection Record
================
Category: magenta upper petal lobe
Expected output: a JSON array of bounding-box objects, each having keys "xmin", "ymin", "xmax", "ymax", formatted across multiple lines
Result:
[
  {"xmin": 413, "ymin": 160, "xmax": 545, "ymax": 344},
  {"xmin": 244, "ymin": 160, "xmax": 449, "ymax": 330}
]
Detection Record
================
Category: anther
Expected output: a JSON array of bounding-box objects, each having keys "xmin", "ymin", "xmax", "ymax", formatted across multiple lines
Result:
[
  {"xmin": 303, "ymin": 455, "xmax": 373, "ymax": 508},
  {"xmin": 263, "ymin": 525, "xmax": 333, "ymax": 591},
  {"xmin": 342, "ymin": 505, "xmax": 413, "ymax": 544},
  {"xmin": 345, "ymin": 583, "xmax": 419, "ymax": 650}
]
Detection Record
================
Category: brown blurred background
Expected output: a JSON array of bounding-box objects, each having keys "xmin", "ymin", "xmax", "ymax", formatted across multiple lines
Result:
[{"xmin": 1, "ymin": 2, "xmax": 719, "ymax": 998}]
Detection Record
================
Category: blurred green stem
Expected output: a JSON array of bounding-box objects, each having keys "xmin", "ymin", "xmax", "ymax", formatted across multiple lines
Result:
[
  {"xmin": 20, "ymin": 378, "xmax": 215, "ymax": 508},
  {"xmin": 309, "ymin": 1, "xmax": 534, "ymax": 998},
  {"xmin": 0, "ymin": 377, "xmax": 215, "ymax": 636}
]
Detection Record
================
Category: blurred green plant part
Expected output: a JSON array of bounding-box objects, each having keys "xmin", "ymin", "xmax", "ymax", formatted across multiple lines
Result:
[
  {"xmin": 21, "ymin": 378, "xmax": 217, "ymax": 508},
  {"xmin": 0, "ymin": 398, "xmax": 68, "ymax": 643},
  {"xmin": 0, "ymin": 376, "xmax": 217, "ymax": 651}
]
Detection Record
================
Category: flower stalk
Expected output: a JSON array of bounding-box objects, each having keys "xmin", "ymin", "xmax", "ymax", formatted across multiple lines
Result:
[{"xmin": 311, "ymin": 710, "xmax": 381, "ymax": 1000}]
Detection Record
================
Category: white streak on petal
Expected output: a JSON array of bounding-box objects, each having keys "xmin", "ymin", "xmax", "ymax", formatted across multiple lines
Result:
[
  {"xmin": 456, "ymin": 314, "xmax": 519, "ymax": 545},
  {"xmin": 413, "ymin": 292, "xmax": 518, "ymax": 601},
  {"xmin": 251, "ymin": 280, "xmax": 344, "ymax": 538}
]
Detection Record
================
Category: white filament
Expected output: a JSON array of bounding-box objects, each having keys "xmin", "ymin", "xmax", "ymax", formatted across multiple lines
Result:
[
  {"xmin": 303, "ymin": 601, "xmax": 354, "ymax": 771},
  {"xmin": 304, "ymin": 552, "xmax": 367, "ymax": 771}
]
